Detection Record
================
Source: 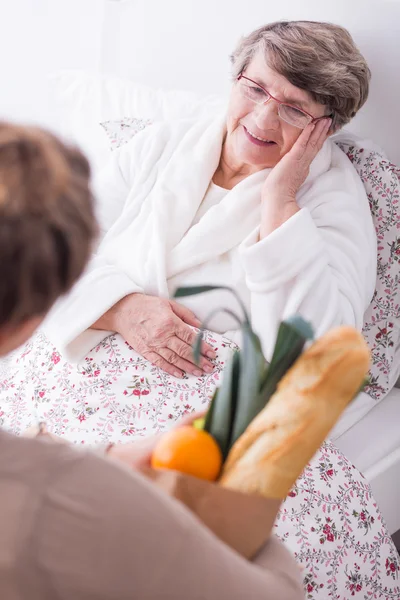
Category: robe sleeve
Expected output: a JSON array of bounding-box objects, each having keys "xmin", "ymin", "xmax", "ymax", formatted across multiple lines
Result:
[
  {"xmin": 43, "ymin": 126, "xmax": 160, "ymax": 362},
  {"xmin": 239, "ymin": 160, "xmax": 376, "ymax": 361}
]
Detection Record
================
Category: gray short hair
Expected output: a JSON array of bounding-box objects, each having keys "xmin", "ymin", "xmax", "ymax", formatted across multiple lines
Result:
[{"xmin": 230, "ymin": 21, "xmax": 371, "ymax": 129}]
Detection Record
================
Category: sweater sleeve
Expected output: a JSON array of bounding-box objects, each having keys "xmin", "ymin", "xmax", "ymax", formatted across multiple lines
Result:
[
  {"xmin": 42, "ymin": 129, "xmax": 158, "ymax": 362},
  {"xmin": 28, "ymin": 449, "xmax": 304, "ymax": 600},
  {"xmin": 239, "ymin": 163, "xmax": 376, "ymax": 360}
]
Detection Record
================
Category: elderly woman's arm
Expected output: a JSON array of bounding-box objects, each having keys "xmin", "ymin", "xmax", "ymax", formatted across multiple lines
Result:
[
  {"xmin": 43, "ymin": 140, "xmax": 144, "ymax": 361},
  {"xmin": 43, "ymin": 126, "xmax": 216, "ymax": 375},
  {"xmin": 239, "ymin": 139, "xmax": 376, "ymax": 360}
]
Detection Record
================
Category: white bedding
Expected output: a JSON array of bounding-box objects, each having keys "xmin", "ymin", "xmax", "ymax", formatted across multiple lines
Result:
[
  {"xmin": 335, "ymin": 386, "xmax": 400, "ymax": 534},
  {"xmin": 336, "ymin": 386, "xmax": 400, "ymax": 473}
]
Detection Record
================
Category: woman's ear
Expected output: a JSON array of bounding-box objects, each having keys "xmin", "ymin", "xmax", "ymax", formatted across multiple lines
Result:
[{"xmin": 0, "ymin": 316, "xmax": 43, "ymax": 357}]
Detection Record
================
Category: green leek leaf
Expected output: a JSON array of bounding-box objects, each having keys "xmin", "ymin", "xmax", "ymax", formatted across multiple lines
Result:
[
  {"xmin": 204, "ymin": 388, "xmax": 217, "ymax": 433},
  {"xmin": 230, "ymin": 323, "xmax": 266, "ymax": 446},
  {"xmin": 174, "ymin": 285, "xmax": 250, "ymax": 323},
  {"xmin": 208, "ymin": 351, "xmax": 241, "ymax": 459}
]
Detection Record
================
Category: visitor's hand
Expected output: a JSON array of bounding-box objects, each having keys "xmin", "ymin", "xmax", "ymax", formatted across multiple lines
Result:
[
  {"xmin": 93, "ymin": 293, "xmax": 216, "ymax": 378},
  {"xmin": 108, "ymin": 411, "xmax": 205, "ymax": 469}
]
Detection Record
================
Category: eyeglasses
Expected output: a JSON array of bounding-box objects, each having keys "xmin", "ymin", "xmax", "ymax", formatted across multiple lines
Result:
[{"xmin": 237, "ymin": 74, "xmax": 331, "ymax": 129}]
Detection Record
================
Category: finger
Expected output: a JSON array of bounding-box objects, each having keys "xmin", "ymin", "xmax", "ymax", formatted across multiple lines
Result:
[
  {"xmin": 167, "ymin": 337, "xmax": 215, "ymax": 373},
  {"xmin": 170, "ymin": 300, "xmax": 201, "ymax": 328},
  {"xmin": 177, "ymin": 410, "xmax": 207, "ymax": 428},
  {"xmin": 173, "ymin": 317, "xmax": 216, "ymax": 359},
  {"xmin": 309, "ymin": 118, "xmax": 331, "ymax": 148},
  {"xmin": 302, "ymin": 118, "xmax": 331, "ymax": 160},
  {"xmin": 158, "ymin": 346, "xmax": 213, "ymax": 377},
  {"xmin": 289, "ymin": 123, "xmax": 316, "ymax": 158},
  {"xmin": 142, "ymin": 349, "xmax": 184, "ymax": 379}
]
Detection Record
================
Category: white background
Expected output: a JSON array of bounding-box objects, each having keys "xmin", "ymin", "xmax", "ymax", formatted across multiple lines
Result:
[{"xmin": 0, "ymin": 0, "xmax": 399, "ymax": 162}]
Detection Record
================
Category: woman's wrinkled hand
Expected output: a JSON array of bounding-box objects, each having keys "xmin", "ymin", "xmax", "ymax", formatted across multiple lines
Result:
[
  {"xmin": 95, "ymin": 293, "xmax": 216, "ymax": 378},
  {"xmin": 262, "ymin": 118, "xmax": 332, "ymax": 203},
  {"xmin": 108, "ymin": 411, "xmax": 206, "ymax": 470},
  {"xmin": 259, "ymin": 118, "xmax": 331, "ymax": 238}
]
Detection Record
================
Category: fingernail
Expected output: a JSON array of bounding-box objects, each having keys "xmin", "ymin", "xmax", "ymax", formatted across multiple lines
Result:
[
  {"xmin": 174, "ymin": 371, "xmax": 183, "ymax": 378},
  {"xmin": 203, "ymin": 364, "xmax": 214, "ymax": 373},
  {"xmin": 194, "ymin": 369, "xmax": 202, "ymax": 377},
  {"xmin": 206, "ymin": 351, "xmax": 216, "ymax": 359}
]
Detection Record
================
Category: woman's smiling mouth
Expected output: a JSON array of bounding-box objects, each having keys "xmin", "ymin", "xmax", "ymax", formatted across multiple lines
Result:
[{"xmin": 243, "ymin": 125, "xmax": 277, "ymax": 147}]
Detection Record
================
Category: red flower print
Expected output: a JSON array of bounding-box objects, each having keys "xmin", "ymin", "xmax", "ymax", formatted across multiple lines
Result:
[
  {"xmin": 327, "ymin": 532, "xmax": 334, "ymax": 542},
  {"xmin": 288, "ymin": 491, "xmax": 296, "ymax": 497},
  {"xmin": 307, "ymin": 584, "xmax": 313, "ymax": 593},
  {"xmin": 141, "ymin": 390, "xmax": 150, "ymax": 396},
  {"xmin": 51, "ymin": 352, "xmax": 60, "ymax": 364},
  {"xmin": 133, "ymin": 389, "xmax": 141, "ymax": 396},
  {"xmin": 390, "ymin": 563, "xmax": 396, "ymax": 573},
  {"xmin": 93, "ymin": 369, "xmax": 100, "ymax": 377}
]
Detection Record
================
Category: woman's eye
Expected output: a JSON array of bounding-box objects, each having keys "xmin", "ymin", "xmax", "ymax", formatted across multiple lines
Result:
[
  {"xmin": 250, "ymin": 86, "xmax": 264, "ymax": 95},
  {"xmin": 284, "ymin": 105, "xmax": 304, "ymax": 117}
]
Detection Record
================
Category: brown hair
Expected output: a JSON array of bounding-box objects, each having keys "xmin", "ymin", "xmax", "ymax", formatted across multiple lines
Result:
[
  {"xmin": 0, "ymin": 123, "xmax": 97, "ymax": 327},
  {"xmin": 230, "ymin": 21, "xmax": 371, "ymax": 130}
]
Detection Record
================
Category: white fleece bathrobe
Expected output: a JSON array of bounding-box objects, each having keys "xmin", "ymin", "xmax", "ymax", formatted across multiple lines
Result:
[{"xmin": 44, "ymin": 115, "xmax": 376, "ymax": 363}]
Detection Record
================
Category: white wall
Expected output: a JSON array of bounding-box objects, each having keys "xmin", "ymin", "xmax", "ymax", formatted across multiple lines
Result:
[
  {"xmin": 0, "ymin": 0, "xmax": 399, "ymax": 162},
  {"xmin": 0, "ymin": 0, "xmax": 105, "ymax": 129},
  {"xmin": 101, "ymin": 0, "xmax": 400, "ymax": 163}
]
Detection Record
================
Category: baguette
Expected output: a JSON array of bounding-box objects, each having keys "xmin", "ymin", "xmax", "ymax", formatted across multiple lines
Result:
[{"xmin": 219, "ymin": 326, "xmax": 369, "ymax": 499}]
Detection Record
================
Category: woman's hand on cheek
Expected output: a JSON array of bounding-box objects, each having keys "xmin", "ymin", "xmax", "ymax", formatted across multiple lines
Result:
[
  {"xmin": 259, "ymin": 118, "xmax": 331, "ymax": 238},
  {"xmin": 263, "ymin": 118, "xmax": 332, "ymax": 200}
]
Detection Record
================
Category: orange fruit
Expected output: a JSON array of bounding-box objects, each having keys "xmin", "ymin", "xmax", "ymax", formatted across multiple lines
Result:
[{"xmin": 151, "ymin": 426, "xmax": 223, "ymax": 481}]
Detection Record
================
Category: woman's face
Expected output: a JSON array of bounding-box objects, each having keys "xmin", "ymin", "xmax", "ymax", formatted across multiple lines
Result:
[{"xmin": 224, "ymin": 51, "xmax": 328, "ymax": 172}]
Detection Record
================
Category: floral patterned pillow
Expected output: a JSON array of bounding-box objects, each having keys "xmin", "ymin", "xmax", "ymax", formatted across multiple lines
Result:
[
  {"xmin": 337, "ymin": 142, "xmax": 400, "ymax": 402},
  {"xmin": 100, "ymin": 118, "xmax": 400, "ymax": 403},
  {"xmin": 100, "ymin": 116, "xmax": 152, "ymax": 149}
]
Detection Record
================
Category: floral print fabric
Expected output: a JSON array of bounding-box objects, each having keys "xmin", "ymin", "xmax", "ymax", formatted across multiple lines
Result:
[
  {"xmin": 336, "ymin": 142, "xmax": 400, "ymax": 402},
  {"xmin": 0, "ymin": 124, "xmax": 399, "ymax": 598},
  {"xmin": 0, "ymin": 330, "xmax": 399, "ymax": 599}
]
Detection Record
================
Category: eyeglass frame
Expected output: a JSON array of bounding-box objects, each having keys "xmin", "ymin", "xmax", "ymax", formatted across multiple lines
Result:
[{"xmin": 237, "ymin": 73, "xmax": 332, "ymax": 129}]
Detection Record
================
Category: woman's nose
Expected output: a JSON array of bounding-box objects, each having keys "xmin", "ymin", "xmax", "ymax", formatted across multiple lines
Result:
[{"xmin": 253, "ymin": 99, "xmax": 280, "ymax": 131}]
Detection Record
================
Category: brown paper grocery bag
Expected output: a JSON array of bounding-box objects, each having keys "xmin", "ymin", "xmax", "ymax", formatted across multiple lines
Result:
[{"xmin": 141, "ymin": 467, "xmax": 280, "ymax": 560}]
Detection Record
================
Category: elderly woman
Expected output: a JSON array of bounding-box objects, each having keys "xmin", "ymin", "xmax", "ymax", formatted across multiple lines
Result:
[
  {"xmin": 46, "ymin": 20, "xmax": 375, "ymax": 375},
  {"xmin": 3, "ymin": 20, "xmax": 397, "ymax": 599}
]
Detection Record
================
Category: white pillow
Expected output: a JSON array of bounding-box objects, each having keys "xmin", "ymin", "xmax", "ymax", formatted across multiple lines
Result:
[{"xmin": 49, "ymin": 70, "xmax": 225, "ymax": 172}]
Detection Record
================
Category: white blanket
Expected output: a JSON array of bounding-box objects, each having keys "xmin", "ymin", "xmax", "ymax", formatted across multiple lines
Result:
[{"xmin": 45, "ymin": 115, "xmax": 376, "ymax": 361}]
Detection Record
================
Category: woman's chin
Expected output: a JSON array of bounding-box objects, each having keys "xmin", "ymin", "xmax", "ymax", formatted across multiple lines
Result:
[{"xmin": 236, "ymin": 146, "xmax": 280, "ymax": 170}]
